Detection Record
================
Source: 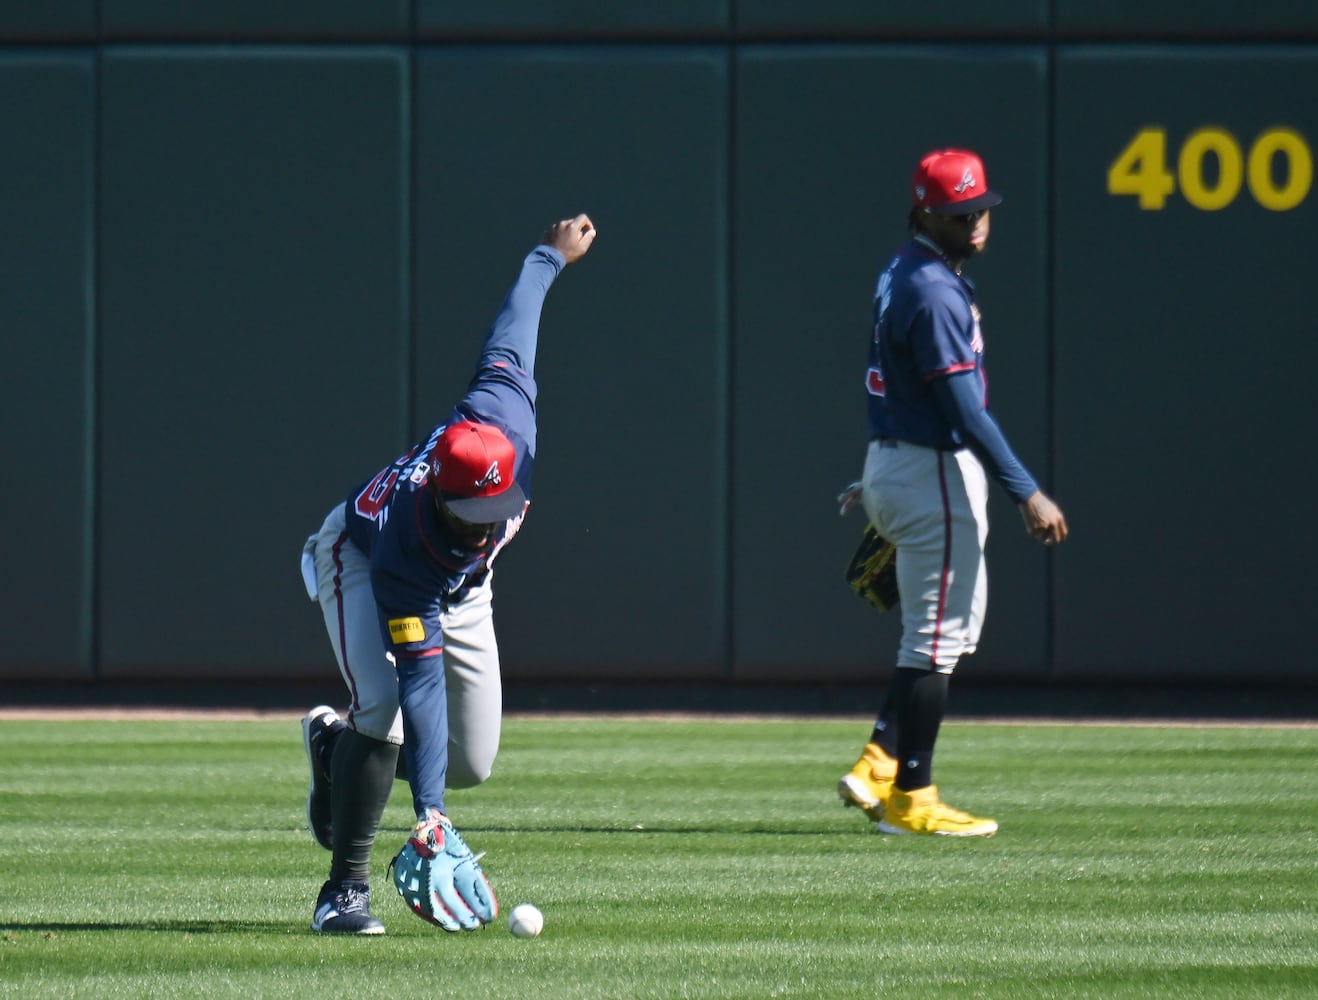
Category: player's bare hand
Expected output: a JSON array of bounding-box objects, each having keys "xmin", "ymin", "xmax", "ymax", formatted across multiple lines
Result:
[
  {"xmin": 543, "ymin": 214, "xmax": 597, "ymax": 264},
  {"xmin": 836, "ymin": 481, "xmax": 863, "ymax": 517},
  {"xmin": 1019, "ymin": 491, "xmax": 1068, "ymax": 546}
]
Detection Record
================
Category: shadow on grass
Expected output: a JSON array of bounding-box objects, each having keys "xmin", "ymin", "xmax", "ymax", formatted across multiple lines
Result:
[
  {"xmin": 383, "ymin": 823, "xmax": 868, "ymax": 836},
  {"xmin": 0, "ymin": 920, "xmax": 301, "ymax": 934}
]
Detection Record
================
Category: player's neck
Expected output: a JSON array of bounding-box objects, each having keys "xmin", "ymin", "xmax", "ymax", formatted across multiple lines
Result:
[{"xmin": 913, "ymin": 233, "xmax": 964, "ymax": 274}]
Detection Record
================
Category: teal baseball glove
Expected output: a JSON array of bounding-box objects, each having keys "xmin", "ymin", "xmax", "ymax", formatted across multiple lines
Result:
[{"xmin": 389, "ymin": 812, "xmax": 497, "ymax": 932}]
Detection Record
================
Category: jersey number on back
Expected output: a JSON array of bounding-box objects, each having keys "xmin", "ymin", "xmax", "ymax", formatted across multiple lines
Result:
[
  {"xmin": 868, "ymin": 268, "xmax": 894, "ymax": 397},
  {"xmin": 866, "ymin": 363, "xmax": 887, "ymax": 397},
  {"xmin": 353, "ymin": 467, "xmax": 400, "ymax": 523}
]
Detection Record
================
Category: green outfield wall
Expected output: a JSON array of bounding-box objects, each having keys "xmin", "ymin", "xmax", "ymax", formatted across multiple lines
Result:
[{"xmin": 1, "ymin": 5, "xmax": 1312, "ymax": 690}]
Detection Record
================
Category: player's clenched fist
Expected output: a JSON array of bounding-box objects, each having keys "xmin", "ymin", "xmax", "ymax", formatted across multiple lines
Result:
[
  {"xmin": 543, "ymin": 213, "xmax": 597, "ymax": 264},
  {"xmin": 1019, "ymin": 491, "xmax": 1068, "ymax": 546}
]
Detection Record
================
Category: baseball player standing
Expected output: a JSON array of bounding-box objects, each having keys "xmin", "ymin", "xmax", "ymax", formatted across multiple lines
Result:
[
  {"xmin": 298, "ymin": 214, "xmax": 597, "ymax": 933},
  {"xmin": 837, "ymin": 150, "xmax": 1066, "ymax": 836}
]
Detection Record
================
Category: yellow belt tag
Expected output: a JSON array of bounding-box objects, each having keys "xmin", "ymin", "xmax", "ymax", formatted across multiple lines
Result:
[{"xmin": 388, "ymin": 617, "xmax": 426, "ymax": 643}]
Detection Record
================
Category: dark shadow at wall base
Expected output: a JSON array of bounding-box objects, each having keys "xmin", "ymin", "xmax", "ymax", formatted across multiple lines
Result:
[
  {"xmin": 506, "ymin": 678, "xmax": 1318, "ymax": 721},
  {"xmin": 1, "ymin": 677, "xmax": 1315, "ymax": 722}
]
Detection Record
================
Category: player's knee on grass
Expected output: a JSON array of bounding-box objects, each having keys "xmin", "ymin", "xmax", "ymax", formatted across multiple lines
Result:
[
  {"xmin": 388, "ymin": 740, "xmax": 494, "ymax": 788},
  {"xmin": 444, "ymin": 750, "xmax": 494, "ymax": 789}
]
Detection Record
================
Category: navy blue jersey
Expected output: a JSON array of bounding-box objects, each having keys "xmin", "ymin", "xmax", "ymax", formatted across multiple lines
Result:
[
  {"xmin": 866, "ymin": 237, "xmax": 984, "ymax": 449},
  {"xmin": 866, "ymin": 235, "xmax": 1038, "ymax": 501},
  {"xmin": 343, "ymin": 245, "xmax": 566, "ymax": 657}
]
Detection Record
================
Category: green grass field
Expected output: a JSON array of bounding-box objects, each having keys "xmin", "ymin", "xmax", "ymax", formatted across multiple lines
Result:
[{"xmin": 0, "ymin": 715, "xmax": 1314, "ymax": 998}]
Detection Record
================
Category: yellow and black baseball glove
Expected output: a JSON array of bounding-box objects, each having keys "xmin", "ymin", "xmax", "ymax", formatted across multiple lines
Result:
[{"xmin": 845, "ymin": 523, "xmax": 899, "ymax": 613}]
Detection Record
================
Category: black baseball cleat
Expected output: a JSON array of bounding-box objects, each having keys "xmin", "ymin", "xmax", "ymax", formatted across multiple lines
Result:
[
  {"xmin": 311, "ymin": 880, "xmax": 385, "ymax": 935},
  {"xmin": 302, "ymin": 705, "xmax": 345, "ymax": 851}
]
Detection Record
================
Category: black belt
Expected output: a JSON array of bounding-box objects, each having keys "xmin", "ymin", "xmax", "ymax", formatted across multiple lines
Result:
[{"xmin": 871, "ymin": 436, "xmax": 960, "ymax": 452}]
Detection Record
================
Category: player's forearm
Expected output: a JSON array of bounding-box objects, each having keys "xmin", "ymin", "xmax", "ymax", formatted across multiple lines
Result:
[{"xmin": 934, "ymin": 372, "xmax": 1038, "ymax": 502}]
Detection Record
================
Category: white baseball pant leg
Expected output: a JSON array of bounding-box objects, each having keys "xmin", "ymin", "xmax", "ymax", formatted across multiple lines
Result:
[
  {"xmin": 436, "ymin": 577, "xmax": 502, "ymax": 787},
  {"xmin": 861, "ymin": 441, "xmax": 989, "ymax": 674}
]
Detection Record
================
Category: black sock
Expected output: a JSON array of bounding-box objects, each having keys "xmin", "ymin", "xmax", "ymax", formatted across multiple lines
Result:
[
  {"xmin": 328, "ymin": 728, "xmax": 399, "ymax": 886},
  {"xmin": 893, "ymin": 668, "xmax": 949, "ymax": 791},
  {"xmin": 868, "ymin": 673, "xmax": 911, "ymax": 758}
]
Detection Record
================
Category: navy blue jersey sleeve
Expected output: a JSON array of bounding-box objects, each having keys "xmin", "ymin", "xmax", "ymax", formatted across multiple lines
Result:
[
  {"xmin": 451, "ymin": 246, "xmax": 564, "ymax": 472},
  {"xmin": 913, "ymin": 292, "xmax": 978, "ymax": 380},
  {"xmin": 464, "ymin": 245, "xmax": 564, "ymax": 389},
  {"xmin": 447, "ymin": 244, "xmax": 563, "ymax": 503},
  {"xmin": 934, "ymin": 371, "xmax": 1039, "ymax": 503},
  {"xmin": 371, "ymin": 571, "xmax": 447, "ymax": 660}
]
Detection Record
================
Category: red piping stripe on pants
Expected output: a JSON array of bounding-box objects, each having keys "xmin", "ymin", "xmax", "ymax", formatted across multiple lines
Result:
[{"xmin": 931, "ymin": 454, "xmax": 953, "ymax": 668}]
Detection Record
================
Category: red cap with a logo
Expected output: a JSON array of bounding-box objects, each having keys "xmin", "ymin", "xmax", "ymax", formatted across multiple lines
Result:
[
  {"xmin": 911, "ymin": 149, "xmax": 1003, "ymax": 215},
  {"xmin": 431, "ymin": 421, "xmax": 526, "ymax": 523}
]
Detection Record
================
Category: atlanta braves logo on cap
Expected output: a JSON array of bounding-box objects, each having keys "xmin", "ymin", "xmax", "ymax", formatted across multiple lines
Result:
[
  {"xmin": 475, "ymin": 461, "xmax": 502, "ymax": 490},
  {"xmin": 911, "ymin": 149, "xmax": 1003, "ymax": 216}
]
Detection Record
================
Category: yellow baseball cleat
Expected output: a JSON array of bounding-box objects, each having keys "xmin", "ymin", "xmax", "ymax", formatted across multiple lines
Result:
[
  {"xmin": 837, "ymin": 742, "xmax": 897, "ymax": 821},
  {"xmin": 877, "ymin": 785, "xmax": 998, "ymax": 837}
]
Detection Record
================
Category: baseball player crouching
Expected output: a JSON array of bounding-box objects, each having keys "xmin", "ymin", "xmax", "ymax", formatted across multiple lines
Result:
[
  {"xmin": 837, "ymin": 150, "xmax": 1067, "ymax": 836},
  {"xmin": 298, "ymin": 215, "xmax": 597, "ymax": 932}
]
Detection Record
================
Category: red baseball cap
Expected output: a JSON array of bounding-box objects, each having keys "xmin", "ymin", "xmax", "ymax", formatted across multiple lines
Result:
[
  {"xmin": 431, "ymin": 421, "xmax": 526, "ymax": 523},
  {"xmin": 911, "ymin": 149, "xmax": 1003, "ymax": 215}
]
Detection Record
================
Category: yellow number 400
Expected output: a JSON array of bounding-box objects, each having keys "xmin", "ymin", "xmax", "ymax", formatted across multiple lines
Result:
[{"xmin": 1107, "ymin": 126, "xmax": 1312, "ymax": 211}]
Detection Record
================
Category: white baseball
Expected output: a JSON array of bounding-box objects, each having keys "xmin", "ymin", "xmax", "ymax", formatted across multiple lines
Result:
[{"xmin": 508, "ymin": 903, "xmax": 544, "ymax": 938}]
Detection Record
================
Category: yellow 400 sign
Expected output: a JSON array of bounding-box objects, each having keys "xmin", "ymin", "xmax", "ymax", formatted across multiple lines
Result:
[{"xmin": 1108, "ymin": 127, "xmax": 1312, "ymax": 211}]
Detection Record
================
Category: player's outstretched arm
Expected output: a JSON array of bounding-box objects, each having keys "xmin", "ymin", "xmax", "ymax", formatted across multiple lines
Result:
[
  {"xmin": 541, "ymin": 213, "xmax": 597, "ymax": 264},
  {"xmin": 457, "ymin": 214, "xmax": 597, "ymax": 406},
  {"xmin": 1019, "ymin": 491, "xmax": 1068, "ymax": 546}
]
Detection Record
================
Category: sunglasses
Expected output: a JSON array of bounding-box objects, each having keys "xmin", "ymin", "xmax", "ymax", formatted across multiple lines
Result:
[
  {"xmin": 922, "ymin": 207, "xmax": 988, "ymax": 224},
  {"xmin": 950, "ymin": 209, "xmax": 987, "ymax": 224}
]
